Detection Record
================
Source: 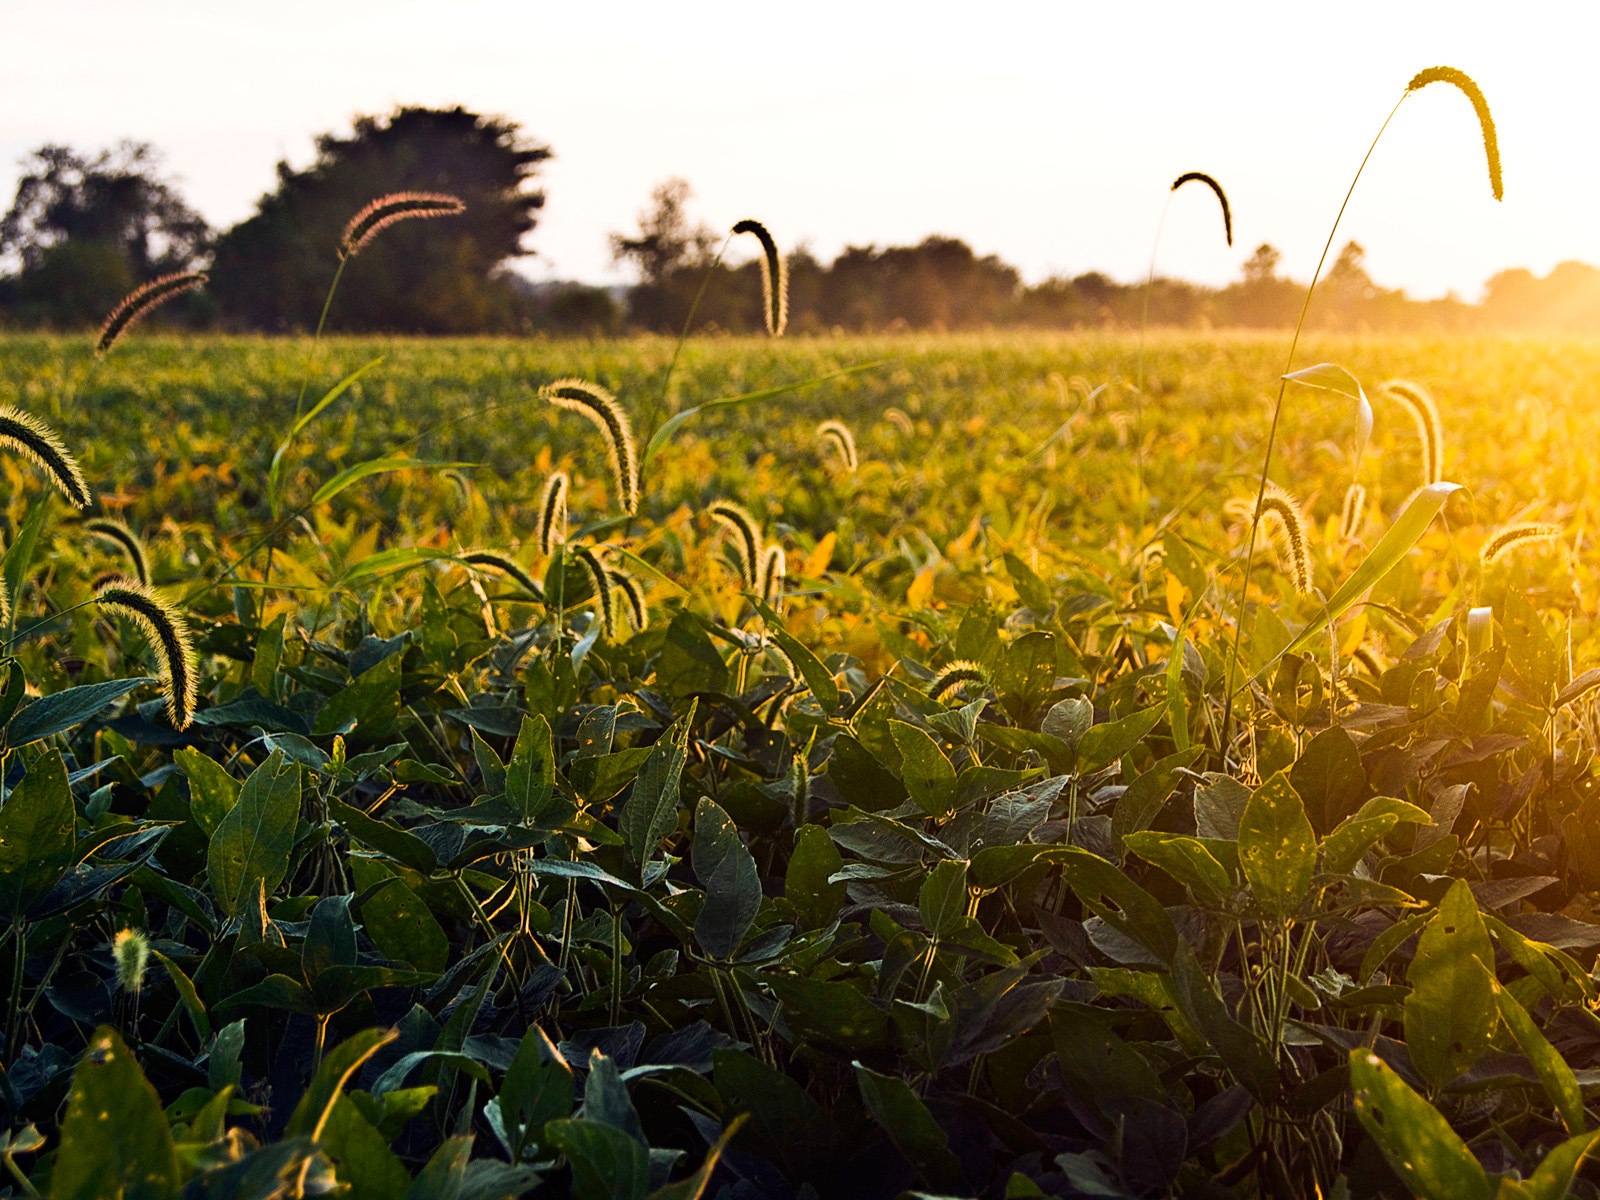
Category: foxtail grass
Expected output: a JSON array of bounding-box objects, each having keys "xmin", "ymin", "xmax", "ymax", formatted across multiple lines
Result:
[
  {"xmin": 1170, "ymin": 171, "xmax": 1233, "ymax": 246},
  {"xmin": 461, "ymin": 551, "xmax": 544, "ymax": 599},
  {"xmin": 611, "ymin": 570, "xmax": 649, "ymax": 632},
  {"xmin": 884, "ymin": 408, "xmax": 915, "ymax": 436},
  {"xmin": 1256, "ymin": 484, "xmax": 1314, "ymax": 595},
  {"xmin": 112, "ymin": 929, "xmax": 149, "ymax": 994},
  {"xmin": 0, "ymin": 405, "xmax": 90, "ymax": 508},
  {"xmin": 1481, "ymin": 522, "xmax": 1563, "ymax": 567},
  {"xmin": 95, "ymin": 578, "xmax": 197, "ymax": 729},
  {"xmin": 759, "ymin": 544, "xmax": 786, "ymax": 609},
  {"xmin": 95, "ymin": 272, "xmax": 207, "ymax": 357},
  {"xmin": 571, "ymin": 546, "xmax": 616, "ymax": 638},
  {"xmin": 709, "ymin": 500, "xmax": 762, "ymax": 590},
  {"xmin": 84, "ymin": 518, "xmax": 150, "ymax": 585},
  {"xmin": 732, "ymin": 219, "xmax": 788, "ymax": 336},
  {"xmin": 544, "ymin": 380, "xmax": 640, "ymax": 516},
  {"xmin": 1380, "ymin": 379, "xmax": 1444, "ymax": 485},
  {"xmin": 816, "ymin": 419, "xmax": 858, "ymax": 474},
  {"xmin": 929, "ymin": 660, "xmax": 988, "ymax": 703},
  {"xmin": 537, "ymin": 471, "xmax": 570, "ymax": 555},
  {"xmin": 1339, "ymin": 483, "xmax": 1367, "ymax": 543},
  {"xmin": 1407, "ymin": 67, "xmax": 1502, "ymax": 200},
  {"xmin": 339, "ymin": 192, "xmax": 467, "ymax": 260}
]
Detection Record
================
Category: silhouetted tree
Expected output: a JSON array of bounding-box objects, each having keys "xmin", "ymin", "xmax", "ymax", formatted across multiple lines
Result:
[
  {"xmin": 609, "ymin": 178, "xmax": 720, "ymax": 330},
  {"xmin": 209, "ymin": 106, "xmax": 549, "ymax": 332}
]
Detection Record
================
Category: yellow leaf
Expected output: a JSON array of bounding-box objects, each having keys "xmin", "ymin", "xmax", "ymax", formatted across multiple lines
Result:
[{"xmin": 907, "ymin": 566, "xmax": 936, "ymax": 609}]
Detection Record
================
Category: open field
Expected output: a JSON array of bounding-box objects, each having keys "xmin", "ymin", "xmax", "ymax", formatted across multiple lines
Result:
[{"xmin": 5, "ymin": 330, "xmax": 1600, "ymax": 1196}]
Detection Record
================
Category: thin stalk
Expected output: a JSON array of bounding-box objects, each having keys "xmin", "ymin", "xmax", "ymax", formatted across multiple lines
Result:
[
  {"xmin": 1218, "ymin": 92, "xmax": 1408, "ymax": 764},
  {"xmin": 4, "ymin": 922, "xmax": 25, "ymax": 1066}
]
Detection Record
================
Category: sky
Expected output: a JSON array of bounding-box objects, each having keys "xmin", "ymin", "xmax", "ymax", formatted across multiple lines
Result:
[{"xmin": 0, "ymin": 0, "xmax": 1593, "ymax": 300}]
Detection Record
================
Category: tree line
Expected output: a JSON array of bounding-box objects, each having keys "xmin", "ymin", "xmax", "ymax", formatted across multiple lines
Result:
[{"xmin": 2, "ymin": 107, "xmax": 1596, "ymax": 336}]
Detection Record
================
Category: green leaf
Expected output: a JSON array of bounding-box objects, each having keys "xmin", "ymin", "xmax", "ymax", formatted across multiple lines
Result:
[
  {"xmin": 1054, "ymin": 846, "xmax": 1178, "ymax": 963},
  {"xmin": 1169, "ymin": 940, "xmax": 1278, "ymax": 1101},
  {"xmin": 506, "ymin": 714, "xmax": 556, "ymax": 822},
  {"xmin": 1494, "ymin": 974, "xmax": 1585, "ymax": 1134},
  {"xmin": 656, "ymin": 610, "xmax": 728, "ymax": 697},
  {"xmin": 918, "ymin": 858, "xmax": 969, "ymax": 938},
  {"xmin": 151, "ymin": 950, "xmax": 211, "ymax": 1041},
  {"xmin": 0, "ymin": 748, "xmax": 74, "ymax": 918},
  {"xmin": 1111, "ymin": 747, "xmax": 1203, "ymax": 847},
  {"xmin": 175, "ymin": 745, "xmax": 240, "ymax": 839},
  {"xmin": 207, "ymin": 750, "xmax": 301, "ymax": 919},
  {"xmin": 271, "ymin": 357, "xmax": 385, "ymax": 505},
  {"xmin": 312, "ymin": 652, "xmax": 402, "ymax": 738},
  {"xmin": 855, "ymin": 1062, "xmax": 963, "ymax": 1190},
  {"xmin": 765, "ymin": 975, "xmax": 889, "ymax": 1051},
  {"xmin": 620, "ymin": 704, "xmax": 694, "ymax": 873},
  {"xmin": 1290, "ymin": 725, "xmax": 1367, "ymax": 833},
  {"xmin": 968, "ymin": 844, "xmax": 1075, "ymax": 891},
  {"xmin": 1075, "ymin": 705, "xmax": 1165, "ymax": 775},
  {"xmin": 691, "ymin": 797, "xmax": 761, "ymax": 960},
  {"xmin": 755, "ymin": 601, "xmax": 838, "ymax": 712},
  {"xmin": 1283, "ymin": 361, "xmax": 1373, "ymax": 463},
  {"xmin": 1, "ymin": 500, "xmax": 47, "ymax": 611},
  {"xmin": 714, "ymin": 1048, "xmax": 837, "ymax": 1180},
  {"xmin": 786, "ymin": 823, "xmax": 846, "ymax": 930},
  {"xmin": 1237, "ymin": 771, "xmax": 1316, "ymax": 919},
  {"xmin": 1403, "ymin": 878, "xmax": 1495, "ymax": 1089},
  {"xmin": 50, "ymin": 1026, "xmax": 179, "ymax": 1200},
  {"xmin": 1524, "ymin": 1129, "xmax": 1600, "ymax": 1200},
  {"xmin": 328, "ymin": 796, "xmax": 439, "ymax": 875},
  {"xmin": 361, "ymin": 879, "xmax": 448, "ymax": 974},
  {"xmin": 1003, "ymin": 552, "xmax": 1052, "ymax": 612},
  {"xmin": 1048, "ymin": 1007, "xmax": 1165, "ymax": 1110},
  {"xmin": 318, "ymin": 1095, "xmax": 412, "ymax": 1200},
  {"xmin": 6, "ymin": 677, "xmax": 152, "ymax": 747},
  {"xmin": 312, "ymin": 456, "xmax": 470, "ymax": 506},
  {"xmin": 251, "ymin": 611, "xmax": 287, "ymax": 697},
  {"xmin": 545, "ymin": 1118, "xmax": 650, "ymax": 1200},
  {"xmin": 1123, "ymin": 832, "xmax": 1233, "ymax": 907},
  {"xmin": 1280, "ymin": 482, "xmax": 1462, "ymax": 660},
  {"xmin": 889, "ymin": 720, "xmax": 958, "ymax": 818},
  {"xmin": 499, "ymin": 1026, "xmax": 573, "ymax": 1160},
  {"xmin": 286, "ymin": 1028, "xmax": 398, "ymax": 1140},
  {"xmin": 1349, "ymin": 1048, "xmax": 1491, "ymax": 1200}
]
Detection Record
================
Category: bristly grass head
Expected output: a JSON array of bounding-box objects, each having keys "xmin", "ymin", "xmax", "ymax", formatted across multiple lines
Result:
[
  {"xmin": 537, "ymin": 471, "xmax": 570, "ymax": 556},
  {"xmin": 461, "ymin": 551, "xmax": 544, "ymax": 600},
  {"xmin": 94, "ymin": 578, "xmax": 197, "ymax": 729},
  {"xmin": 571, "ymin": 546, "xmax": 616, "ymax": 638},
  {"xmin": 339, "ymin": 192, "xmax": 467, "ymax": 260},
  {"xmin": 1255, "ymin": 483, "xmax": 1314, "ymax": 595},
  {"xmin": 816, "ymin": 419, "xmax": 858, "ymax": 474},
  {"xmin": 543, "ymin": 379, "xmax": 639, "ymax": 516},
  {"xmin": 759, "ymin": 544, "xmax": 786, "ymax": 609},
  {"xmin": 0, "ymin": 405, "xmax": 90, "ymax": 508},
  {"xmin": 96, "ymin": 271, "xmax": 207, "ymax": 358},
  {"xmin": 884, "ymin": 407, "xmax": 915, "ymax": 436},
  {"xmin": 1481, "ymin": 522, "xmax": 1563, "ymax": 567},
  {"xmin": 929, "ymin": 660, "xmax": 989, "ymax": 703},
  {"xmin": 732, "ymin": 219, "xmax": 788, "ymax": 336},
  {"xmin": 112, "ymin": 928, "xmax": 150, "ymax": 994},
  {"xmin": 1381, "ymin": 379, "xmax": 1444, "ymax": 485},
  {"xmin": 84, "ymin": 518, "xmax": 150, "ymax": 585},
  {"xmin": 1339, "ymin": 483, "xmax": 1367, "ymax": 543},
  {"xmin": 1170, "ymin": 172, "xmax": 1233, "ymax": 246},
  {"xmin": 611, "ymin": 569, "xmax": 649, "ymax": 632},
  {"xmin": 708, "ymin": 500, "xmax": 762, "ymax": 591},
  {"xmin": 1407, "ymin": 66, "xmax": 1503, "ymax": 201}
]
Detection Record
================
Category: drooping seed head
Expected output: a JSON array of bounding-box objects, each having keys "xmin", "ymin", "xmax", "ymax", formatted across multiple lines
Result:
[
  {"xmin": 816, "ymin": 419, "xmax": 858, "ymax": 474},
  {"xmin": 339, "ymin": 192, "xmax": 467, "ymax": 259},
  {"xmin": 1380, "ymin": 379, "xmax": 1444, "ymax": 485},
  {"xmin": 537, "ymin": 470, "xmax": 570, "ymax": 556},
  {"xmin": 928, "ymin": 659, "xmax": 989, "ymax": 703},
  {"xmin": 543, "ymin": 380, "xmax": 639, "ymax": 516},
  {"xmin": 759, "ymin": 544, "xmax": 787, "ymax": 609},
  {"xmin": 1407, "ymin": 66, "xmax": 1503, "ymax": 201},
  {"xmin": 1339, "ymin": 483, "xmax": 1367, "ymax": 543},
  {"xmin": 1170, "ymin": 171, "xmax": 1233, "ymax": 246},
  {"xmin": 84, "ymin": 518, "xmax": 150, "ymax": 585},
  {"xmin": 96, "ymin": 271, "xmax": 207, "ymax": 357},
  {"xmin": 571, "ymin": 546, "xmax": 616, "ymax": 639},
  {"xmin": 611, "ymin": 569, "xmax": 649, "ymax": 632},
  {"xmin": 460, "ymin": 551, "xmax": 544, "ymax": 600},
  {"xmin": 1255, "ymin": 483, "xmax": 1314, "ymax": 595},
  {"xmin": 95, "ymin": 578, "xmax": 197, "ymax": 729},
  {"xmin": 112, "ymin": 928, "xmax": 150, "ymax": 994},
  {"xmin": 732, "ymin": 219, "xmax": 788, "ymax": 336},
  {"xmin": 884, "ymin": 407, "xmax": 915, "ymax": 436},
  {"xmin": 1481, "ymin": 522, "xmax": 1563, "ymax": 567},
  {"xmin": 708, "ymin": 500, "xmax": 762, "ymax": 591},
  {"xmin": 0, "ymin": 405, "xmax": 90, "ymax": 509}
]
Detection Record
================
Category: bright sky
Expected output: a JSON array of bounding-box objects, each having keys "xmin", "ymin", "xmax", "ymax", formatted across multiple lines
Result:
[{"xmin": 0, "ymin": 0, "xmax": 1592, "ymax": 300}]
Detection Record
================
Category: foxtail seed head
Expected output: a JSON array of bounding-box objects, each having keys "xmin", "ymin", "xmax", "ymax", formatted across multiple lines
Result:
[
  {"xmin": 0, "ymin": 405, "xmax": 90, "ymax": 508},
  {"xmin": 929, "ymin": 660, "xmax": 989, "ymax": 703},
  {"xmin": 543, "ymin": 380, "xmax": 639, "ymax": 516},
  {"xmin": 339, "ymin": 192, "xmax": 466, "ymax": 259},
  {"xmin": 611, "ymin": 570, "xmax": 649, "ymax": 632},
  {"xmin": 95, "ymin": 578, "xmax": 197, "ymax": 729},
  {"xmin": 1407, "ymin": 66, "xmax": 1503, "ymax": 201},
  {"xmin": 537, "ymin": 471, "xmax": 570, "ymax": 556},
  {"xmin": 1339, "ymin": 483, "xmax": 1367, "ymax": 543},
  {"xmin": 1481, "ymin": 522, "xmax": 1563, "ymax": 567},
  {"xmin": 1255, "ymin": 484, "xmax": 1314, "ymax": 595},
  {"xmin": 1380, "ymin": 380, "xmax": 1444, "ymax": 485},
  {"xmin": 461, "ymin": 551, "xmax": 544, "ymax": 600},
  {"xmin": 884, "ymin": 407, "xmax": 915, "ymax": 436},
  {"xmin": 571, "ymin": 546, "xmax": 616, "ymax": 639},
  {"xmin": 84, "ymin": 518, "xmax": 150, "ymax": 585},
  {"xmin": 708, "ymin": 500, "xmax": 762, "ymax": 591},
  {"xmin": 816, "ymin": 419, "xmax": 858, "ymax": 474},
  {"xmin": 1171, "ymin": 171, "xmax": 1233, "ymax": 246},
  {"xmin": 759, "ymin": 544, "xmax": 787, "ymax": 609},
  {"xmin": 732, "ymin": 219, "xmax": 788, "ymax": 336},
  {"xmin": 96, "ymin": 272, "xmax": 207, "ymax": 357},
  {"xmin": 112, "ymin": 928, "xmax": 150, "ymax": 994}
]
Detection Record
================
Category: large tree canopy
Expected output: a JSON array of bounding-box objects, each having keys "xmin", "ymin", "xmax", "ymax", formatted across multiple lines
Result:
[{"xmin": 209, "ymin": 106, "xmax": 550, "ymax": 333}]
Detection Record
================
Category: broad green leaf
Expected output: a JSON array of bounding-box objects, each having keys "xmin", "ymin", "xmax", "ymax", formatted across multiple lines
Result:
[
  {"xmin": 691, "ymin": 798, "xmax": 761, "ymax": 960},
  {"xmin": 968, "ymin": 844, "xmax": 1074, "ymax": 890},
  {"xmin": 713, "ymin": 1048, "xmax": 838, "ymax": 1180},
  {"xmin": 1290, "ymin": 725, "xmax": 1367, "ymax": 833},
  {"xmin": 1049, "ymin": 1008, "xmax": 1165, "ymax": 1111},
  {"xmin": 889, "ymin": 720, "xmax": 958, "ymax": 818},
  {"xmin": 1404, "ymin": 879, "xmax": 1495, "ymax": 1088},
  {"xmin": 1280, "ymin": 482, "xmax": 1462, "ymax": 660},
  {"xmin": 656, "ymin": 610, "xmax": 728, "ymax": 696},
  {"xmin": 1123, "ymin": 832, "xmax": 1233, "ymax": 907},
  {"xmin": 361, "ymin": 880, "xmax": 448, "ymax": 974},
  {"xmin": 1524, "ymin": 1129, "xmax": 1600, "ymax": 1200},
  {"xmin": 1349, "ymin": 1048, "xmax": 1491, "ymax": 1200},
  {"xmin": 855, "ymin": 1063, "xmax": 963, "ymax": 1190},
  {"xmin": 1168, "ymin": 940, "xmax": 1278, "ymax": 1101},
  {"xmin": 0, "ymin": 748, "xmax": 74, "ymax": 918},
  {"xmin": 312, "ymin": 457, "xmax": 470, "ymax": 506},
  {"xmin": 786, "ymin": 823, "xmax": 846, "ymax": 930},
  {"xmin": 764, "ymin": 975, "xmax": 889, "ymax": 1051},
  {"xmin": 1075, "ymin": 705, "xmax": 1164, "ymax": 775},
  {"xmin": 175, "ymin": 745, "xmax": 240, "ymax": 838},
  {"xmin": 755, "ymin": 601, "xmax": 839, "ymax": 712},
  {"xmin": 151, "ymin": 950, "xmax": 211, "ymax": 1041},
  {"xmin": 318, "ymin": 1095, "xmax": 411, "ymax": 1200},
  {"xmin": 619, "ymin": 704, "xmax": 694, "ymax": 873},
  {"xmin": 918, "ymin": 858, "xmax": 969, "ymax": 938},
  {"xmin": 51, "ymin": 1026, "xmax": 179, "ymax": 1200},
  {"xmin": 312, "ymin": 652, "xmax": 402, "ymax": 738},
  {"xmin": 506, "ymin": 713, "xmax": 556, "ymax": 822},
  {"xmin": 1493, "ymin": 975, "xmax": 1584, "ymax": 1134},
  {"xmin": 251, "ymin": 611, "xmax": 287, "ymax": 697},
  {"xmin": 1238, "ymin": 771, "xmax": 1316, "ymax": 919},
  {"xmin": 328, "ymin": 796, "xmax": 439, "ymax": 875},
  {"xmin": 207, "ymin": 750, "xmax": 301, "ymax": 919},
  {"xmin": 1055, "ymin": 846, "xmax": 1177, "ymax": 962},
  {"xmin": 1, "ymin": 500, "xmax": 47, "ymax": 610},
  {"xmin": 545, "ymin": 1118, "xmax": 650, "ymax": 1200},
  {"xmin": 6, "ymin": 677, "xmax": 152, "ymax": 747},
  {"xmin": 1111, "ymin": 746, "xmax": 1203, "ymax": 846},
  {"xmin": 286, "ymin": 1028, "xmax": 398, "ymax": 1139},
  {"xmin": 500, "ymin": 1026, "xmax": 573, "ymax": 1160}
]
